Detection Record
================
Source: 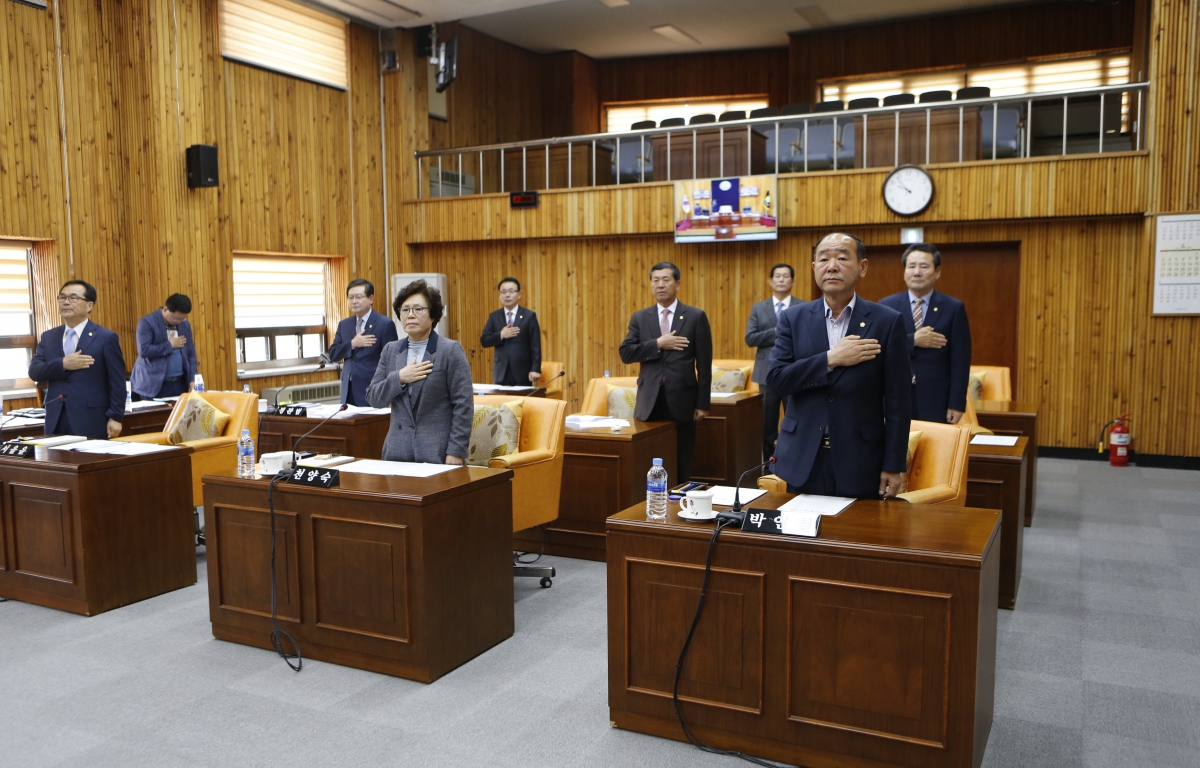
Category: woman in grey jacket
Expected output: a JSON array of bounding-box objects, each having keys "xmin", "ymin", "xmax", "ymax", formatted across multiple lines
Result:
[{"xmin": 366, "ymin": 280, "xmax": 473, "ymax": 464}]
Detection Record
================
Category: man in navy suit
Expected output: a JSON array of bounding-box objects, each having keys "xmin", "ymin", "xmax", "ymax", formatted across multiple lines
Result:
[
  {"xmin": 326, "ymin": 279, "xmax": 398, "ymax": 406},
  {"xmin": 130, "ymin": 293, "xmax": 198, "ymax": 399},
  {"xmin": 880, "ymin": 244, "xmax": 972, "ymax": 424},
  {"xmin": 28, "ymin": 280, "xmax": 127, "ymax": 439},
  {"xmin": 480, "ymin": 277, "xmax": 542, "ymax": 386},
  {"xmin": 767, "ymin": 234, "xmax": 911, "ymax": 499}
]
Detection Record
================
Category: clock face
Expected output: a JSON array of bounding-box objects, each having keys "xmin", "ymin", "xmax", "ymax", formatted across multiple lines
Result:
[{"xmin": 883, "ymin": 165, "xmax": 934, "ymax": 216}]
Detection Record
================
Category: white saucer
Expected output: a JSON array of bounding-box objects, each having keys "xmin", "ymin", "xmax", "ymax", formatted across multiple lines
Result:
[{"xmin": 678, "ymin": 509, "xmax": 718, "ymax": 522}]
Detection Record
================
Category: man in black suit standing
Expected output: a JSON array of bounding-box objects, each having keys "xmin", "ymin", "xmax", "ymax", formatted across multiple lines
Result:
[
  {"xmin": 745, "ymin": 263, "xmax": 796, "ymax": 462},
  {"xmin": 480, "ymin": 277, "xmax": 542, "ymax": 386},
  {"xmin": 767, "ymin": 234, "xmax": 911, "ymax": 498},
  {"xmin": 327, "ymin": 279, "xmax": 399, "ymax": 406},
  {"xmin": 619, "ymin": 262, "xmax": 712, "ymax": 481}
]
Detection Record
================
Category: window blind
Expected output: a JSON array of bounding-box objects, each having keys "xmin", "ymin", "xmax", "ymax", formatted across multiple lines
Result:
[
  {"xmin": 219, "ymin": 0, "xmax": 347, "ymax": 90},
  {"xmin": 233, "ymin": 257, "xmax": 326, "ymax": 329},
  {"xmin": 0, "ymin": 242, "xmax": 33, "ymax": 337},
  {"xmin": 605, "ymin": 98, "xmax": 769, "ymax": 133}
]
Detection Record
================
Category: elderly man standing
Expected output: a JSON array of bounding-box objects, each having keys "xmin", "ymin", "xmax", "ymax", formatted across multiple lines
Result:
[{"xmin": 767, "ymin": 234, "xmax": 911, "ymax": 499}]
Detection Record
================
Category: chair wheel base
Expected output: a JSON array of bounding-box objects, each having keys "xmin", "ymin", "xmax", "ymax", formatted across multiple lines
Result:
[{"xmin": 515, "ymin": 563, "xmax": 555, "ymax": 588}]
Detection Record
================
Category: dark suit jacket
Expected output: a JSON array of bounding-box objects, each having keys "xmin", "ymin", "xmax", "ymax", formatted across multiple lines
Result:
[
  {"xmin": 480, "ymin": 307, "xmax": 541, "ymax": 384},
  {"xmin": 327, "ymin": 310, "xmax": 398, "ymax": 406},
  {"xmin": 879, "ymin": 290, "xmax": 971, "ymax": 422},
  {"xmin": 29, "ymin": 322, "xmax": 127, "ymax": 440},
  {"xmin": 765, "ymin": 298, "xmax": 911, "ymax": 497},
  {"xmin": 619, "ymin": 302, "xmax": 712, "ymax": 422},
  {"xmin": 129, "ymin": 309, "xmax": 198, "ymax": 398},
  {"xmin": 745, "ymin": 295, "xmax": 795, "ymax": 385}
]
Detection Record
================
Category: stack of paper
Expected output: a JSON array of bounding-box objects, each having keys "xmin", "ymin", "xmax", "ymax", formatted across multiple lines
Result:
[
  {"xmin": 338, "ymin": 460, "xmax": 459, "ymax": 477},
  {"xmin": 708, "ymin": 486, "xmax": 767, "ymax": 507},
  {"xmin": 1, "ymin": 416, "xmax": 45, "ymax": 429},
  {"xmin": 970, "ymin": 435, "xmax": 1019, "ymax": 446},
  {"xmin": 297, "ymin": 455, "xmax": 356, "ymax": 468},
  {"xmin": 306, "ymin": 404, "xmax": 373, "ymax": 420},
  {"xmin": 777, "ymin": 494, "xmax": 855, "ymax": 516},
  {"xmin": 27, "ymin": 435, "xmax": 87, "ymax": 447},
  {"xmin": 125, "ymin": 399, "xmax": 168, "ymax": 411},
  {"xmin": 565, "ymin": 414, "xmax": 630, "ymax": 430},
  {"xmin": 70, "ymin": 441, "xmax": 178, "ymax": 455},
  {"xmin": 709, "ymin": 392, "xmax": 740, "ymax": 399}
]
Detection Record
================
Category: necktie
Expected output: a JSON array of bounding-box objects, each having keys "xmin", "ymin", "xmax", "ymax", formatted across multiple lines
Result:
[
  {"xmin": 63, "ymin": 328, "xmax": 77, "ymax": 356},
  {"xmin": 912, "ymin": 298, "xmax": 924, "ymax": 329},
  {"xmin": 506, "ymin": 311, "xmax": 514, "ymax": 327},
  {"xmin": 356, "ymin": 316, "xmax": 365, "ymax": 335},
  {"xmin": 775, "ymin": 301, "xmax": 784, "ymax": 316},
  {"xmin": 660, "ymin": 307, "xmax": 671, "ymax": 336}
]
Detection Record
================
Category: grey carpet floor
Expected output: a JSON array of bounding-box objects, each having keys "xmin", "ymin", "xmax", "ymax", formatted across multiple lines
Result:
[{"xmin": 1, "ymin": 458, "xmax": 1198, "ymax": 768}]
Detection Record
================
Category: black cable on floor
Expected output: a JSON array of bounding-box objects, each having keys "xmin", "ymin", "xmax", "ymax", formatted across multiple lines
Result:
[
  {"xmin": 266, "ymin": 471, "xmax": 302, "ymax": 672},
  {"xmin": 513, "ymin": 524, "xmax": 547, "ymax": 565},
  {"xmin": 672, "ymin": 518, "xmax": 801, "ymax": 768}
]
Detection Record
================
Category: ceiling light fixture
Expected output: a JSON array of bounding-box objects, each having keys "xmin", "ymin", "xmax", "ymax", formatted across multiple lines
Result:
[{"xmin": 651, "ymin": 24, "xmax": 700, "ymax": 46}]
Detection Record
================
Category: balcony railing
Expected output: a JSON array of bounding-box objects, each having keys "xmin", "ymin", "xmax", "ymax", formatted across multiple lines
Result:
[{"xmin": 413, "ymin": 83, "xmax": 1147, "ymax": 199}]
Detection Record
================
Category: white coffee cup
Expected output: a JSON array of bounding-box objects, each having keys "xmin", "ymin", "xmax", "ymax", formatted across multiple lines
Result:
[
  {"xmin": 679, "ymin": 490, "xmax": 714, "ymax": 517},
  {"xmin": 261, "ymin": 451, "xmax": 294, "ymax": 475}
]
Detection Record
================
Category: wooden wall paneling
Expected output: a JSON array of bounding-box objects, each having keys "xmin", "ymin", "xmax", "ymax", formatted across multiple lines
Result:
[
  {"xmin": 348, "ymin": 23, "xmax": 385, "ymax": 287},
  {"xmin": 597, "ymin": 48, "xmax": 790, "ymax": 111},
  {"xmin": 788, "ymin": 0, "xmax": 1137, "ymax": 104}
]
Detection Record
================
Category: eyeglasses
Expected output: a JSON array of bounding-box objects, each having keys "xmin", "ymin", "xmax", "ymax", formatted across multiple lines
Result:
[
  {"xmin": 398, "ymin": 306, "xmax": 429, "ymax": 316},
  {"xmin": 57, "ymin": 294, "xmax": 88, "ymax": 304},
  {"xmin": 499, "ymin": 289, "xmax": 519, "ymax": 295}
]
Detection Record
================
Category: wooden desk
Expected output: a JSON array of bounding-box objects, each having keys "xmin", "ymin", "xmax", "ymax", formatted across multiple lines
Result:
[
  {"xmin": 651, "ymin": 127, "xmax": 768, "ymax": 181},
  {"xmin": 692, "ymin": 392, "xmax": 763, "ymax": 486},
  {"xmin": 967, "ymin": 437, "xmax": 1030, "ymax": 609},
  {"xmin": 2, "ymin": 403, "xmax": 176, "ymax": 440},
  {"xmin": 513, "ymin": 420, "xmax": 676, "ymax": 561},
  {"xmin": 0, "ymin": 445, "xmax": 196, "ymax": 615},
  {"xmin": 975, "ymin": 401, "xmax": 1039, "ymax": 526},
  {"xmin": 608, "ymin": 495, "xmax": 1000, "ymax": 768},
  {"xmin": 202, "ymin": 465, "xmax": 514, "ymax": 682},
  {"xmin": 257, "ymin": 412, "xmax": 390, "ymax": 459}
]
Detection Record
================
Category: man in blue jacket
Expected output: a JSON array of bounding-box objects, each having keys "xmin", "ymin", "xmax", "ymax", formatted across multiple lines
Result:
[
  {"xmin": 327, "ymin": 279, "xmax": 398, "ymax": 406},
  {"xmin": 130, "ymin": 294, "xmax": 198, "ymax": 399},
  {"xmin": 29, "ymin": 280, "xmax": 127, "ymax": 439},
  {"xmin": 879, "ymin": 243, "xmax": 972, "ymax": 424},
  {"xmin": 767, "ymin": 234, "xmax": 911, "ymax": 499}
]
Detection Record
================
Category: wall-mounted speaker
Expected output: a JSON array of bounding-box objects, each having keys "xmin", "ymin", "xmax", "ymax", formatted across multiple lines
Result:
[{"xmin": 186, "ymin": 145, "xmax": 218, "ymax": 188}]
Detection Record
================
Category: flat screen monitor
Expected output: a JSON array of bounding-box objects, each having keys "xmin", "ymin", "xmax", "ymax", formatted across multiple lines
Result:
[{"xmin": 674, "ymin": 175, "xmax": 778, "ymax": 244}]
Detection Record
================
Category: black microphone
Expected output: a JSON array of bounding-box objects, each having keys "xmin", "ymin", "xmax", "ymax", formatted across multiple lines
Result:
[
  {"xmin": 717, "ymin": 456, "xmax": 776, "ymax": 525},
  {"xmin": 287, "ymin": 403, "xmax": 348, "ymax": 472},
  {"xmin": 525, "ymin": 369, "xmax": 566, "ymax": 397},
  {"xmin": 272, "ymin": 356, "xmax": 331, "ymax": 411}
]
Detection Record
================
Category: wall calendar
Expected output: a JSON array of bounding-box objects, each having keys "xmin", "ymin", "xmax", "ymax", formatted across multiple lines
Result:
[{"xmin": 1154, "ymin": 214, "xmax": 1200, "ymax": 315}]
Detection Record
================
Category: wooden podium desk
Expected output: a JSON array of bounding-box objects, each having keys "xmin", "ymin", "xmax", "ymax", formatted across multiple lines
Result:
[
  {"xmin": 202, "ymin": 465, "xmax": 514, "ymax": 683},
  {"xmin": 967, "ymin": 437, "xmax": 1030, "ymax": 609},
  {"xmin": 513, "ymin": 420, "xmax": 676, "ymax": 562},
  {"xmin": 693, "ymin": 392, "xmax": 763, "ymax": 486},
  {"xmin": 0, "ymin": 445, "xmax": 196, "ymax": 615},
  {"xmin": 975, "ymin": 401, "xmax": 1039, "ymax": 526},
  {"xmin": 257, "ymin": 412, "xmax": 390, "ymax": 459},
  {"xmin": 2, "ymin": 403, "xmax": 175, "ymax": 441},
  {"xmin": 608, "ymin": 495, "xmax": 1000, "ymax": 768}
]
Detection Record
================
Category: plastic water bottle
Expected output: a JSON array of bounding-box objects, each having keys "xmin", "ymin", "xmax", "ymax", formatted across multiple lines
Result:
[
  {"xmin": 125, "ymin": 383, "xmax": 132, "ymax": 412},
  {"xmin": 604, "ymin": 370, "xmax": 611, "ymax": 378},
  {"xmin": 242, "ymin": 384, "xmax": 252, "ymax": 395},
  {"xmin": 194, "ymin": 374, "xmax": 206, "ymax": 393},
  {"xmin": 237, "ymin": 428, "xmax": 255, "ymax": 478},
  {"xmin": 646, "ymin": 458, "xmax": 668, "ymax": 520}
]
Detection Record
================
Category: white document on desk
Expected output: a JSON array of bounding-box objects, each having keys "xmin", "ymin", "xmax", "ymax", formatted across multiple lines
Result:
[
  {"xmin": 777, "ymin": 494, "xmax": 855, "ymax": 516},
  {"xmin": 708, "ymin": 486, "xmax": 767, "ymax": 507},
  {"xmin": 306, "ymin": 404, "xmax": 372, "ymax": 420},
  {"xmin": 338, "ymin": 459, "xmax": 459, "ymax": 477},
  {"xmin": 565, "ymin": 415, "xmax": 630, "ymax": 430},
  {"xmin": 2, "ymin": 416, "xmax": 45, "ymax": 428},
  {"xmin": 125, "ymin": 399, "xmax": 168, "ymax": 412},
  {"xmin": 709, "ymin": 392, "xmax": 739, "ymax": 399},
  {"xmin": 970, "ymin": 435, "xmax": 1019, "ymax": 446},
  {"xmin": 70, "ymin": 440, "xmax": 178, "ymax": 455}
]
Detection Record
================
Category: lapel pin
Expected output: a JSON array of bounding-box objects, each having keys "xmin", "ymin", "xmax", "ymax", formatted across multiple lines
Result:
[
  {"xmin": 88, "ymin": 332, "xmax": 93, "ymax": 336},
  {"xmin": 933, "ymin": 307, "xmax": 939, "ymax": 312},
  {"xmin": 859, "ymin": 322, "xmax": 866, "ymax": 327}
]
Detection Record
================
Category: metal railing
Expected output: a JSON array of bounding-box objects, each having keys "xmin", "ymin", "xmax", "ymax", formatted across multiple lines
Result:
[{"xmin": 414, "ymin": 82, "xmax": 1148, "ymax": 198}]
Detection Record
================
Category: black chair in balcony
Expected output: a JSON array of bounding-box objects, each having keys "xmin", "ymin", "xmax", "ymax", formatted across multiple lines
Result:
[
  {"xmin": 919, "ymin": 90, "xmax": 954, "ymax": 103},
  {"xmin": 749, "ymin": 106, "xmax": 779, "ymax": 118},
  {"xmin": 719, "ymin": 110, "xmax": 747, "ymax": 122},
  {"xmin": 689, "ymin": 113, "xmax": 717, "ymax": 125},
  {"xmin": 957, "ymin": 86, "xmax": 991, "ymax": 100},
  {"xmin": 815, "ymin": 100, "xmax": 845, "ymax": 113},
  {"xmin": 659, "ymin": 117, "xmax": 686, "ymax": 127},
  {"xmin": 848, "ymin": 97, "xmax": 880, "ymax": 110},
  {"xmin": 630, "ymin": 120, "xmax": 656, "ymax": 130},
  {"xmin": 780, "ymin": 103, "xmax": 812, "ymax": 116},
  {"xmin": 883, "ymin": 93, "xmax": 916, "ymax": 106}
]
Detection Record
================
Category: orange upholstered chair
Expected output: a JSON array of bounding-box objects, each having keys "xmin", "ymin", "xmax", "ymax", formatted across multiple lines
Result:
[
  {"xmin": 970, "ymin": 365, "xmax": 1012, "ymax": 401},
  {"xmin": 579, "ymin": 376, "xmax": 638, "ymax": 416},
  {"xmin": 474, "ymin": 394, "xmax": 568, "ymax": 586},
  {"xmin": 960, "ymin": 396, "xmax": 994, "ymax": 436},
  {"xmin": 756, "ymin": 421, "xmax": 972, "ymax": 505},
  {"xmin": 711, "ymin": 359, "xmax": 759, "ymax": 394},
  {"xmin": 540, "ymin": 361, "xmax": 565, "ymax": 399},
  {"xmin": 116, "ymin": 391, "xmax": 259, "ymax": 507}
]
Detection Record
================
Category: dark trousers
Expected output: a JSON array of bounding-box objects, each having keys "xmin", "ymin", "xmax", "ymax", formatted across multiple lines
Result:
[
  {"xmin": 649, "ymin": 387, "xmax": 697, "ymax": 482},
  {"xmin": 786, "ymin": 443, "xmax": 879, "ymax": 500},
  {"xmin": 761, "ymin": 382, "xmax": 784, "ymax": 462},
  {"xmin": 53, "ymin": 408, "xmax": 74, "ymax": 436},
  {"xmin": 133, "ymin": 377, "xmax": 187, "ymax": 401},
  {"xmin": 495, "ymin": 368, "xmax": 523, "ymax": 386}
]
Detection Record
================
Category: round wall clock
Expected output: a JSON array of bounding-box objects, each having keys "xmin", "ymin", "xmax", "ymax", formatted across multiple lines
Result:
[{"xmin": 882, "ymin": 164, "xmax": 934, "ymax": 216}]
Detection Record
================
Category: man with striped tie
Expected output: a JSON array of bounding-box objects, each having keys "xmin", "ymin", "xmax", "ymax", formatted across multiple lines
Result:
[
  {"xmin": 745, "ymin": 263, "xmax": 796, "ymax": 462},
  {"xmin": 881, "ymin": 243, "xmax": 972, "ymax": 424}
]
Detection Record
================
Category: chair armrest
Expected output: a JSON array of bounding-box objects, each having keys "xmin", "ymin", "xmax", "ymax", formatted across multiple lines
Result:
[
  {"xmin": 757, "ymin": 474, "xmax": 787, "ymax": 492},
  {"xmin": 114, "ymin": 432, "xmax": 171, "ymax": 445},
  {"xmin": 489, "ymin": 448, "xmax": 555, "ymax": 469},
  {"xmin": 184, "ymin": 436, "xmax": 239, "ymax": 452},
  {"xmin": 898, "ymin": 484, "xmax": 957, "ymax": 505}
]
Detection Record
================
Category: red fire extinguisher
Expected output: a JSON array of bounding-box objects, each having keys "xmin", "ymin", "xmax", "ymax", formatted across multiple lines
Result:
[{"xmin": 1098, "ymin": 414, "xmax": 1132, "ymax": 467}]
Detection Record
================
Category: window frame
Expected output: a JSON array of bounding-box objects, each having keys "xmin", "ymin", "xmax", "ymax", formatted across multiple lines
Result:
[
  {"xmin": 0, "ymin": 241, "xmax": 37, "ymax": 391},
  {"xmin": 235, "ymin": 324, "xmax": 328, "ymax": 372},
  {"xmin": 602, "ymin": 94, "xmax": 771, "ymax": 133}
]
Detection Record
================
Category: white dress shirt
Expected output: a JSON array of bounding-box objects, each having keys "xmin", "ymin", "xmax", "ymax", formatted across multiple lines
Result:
[
  {"xmin": 63, "ymin": 318, "xmax": 89, "ymax": 355},
  {"xmin": 824, "ymin": 294, "xmax": 857, "ymax": 350}
]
